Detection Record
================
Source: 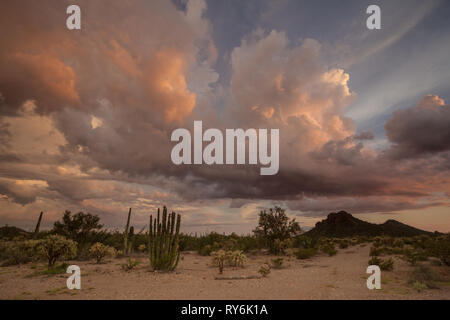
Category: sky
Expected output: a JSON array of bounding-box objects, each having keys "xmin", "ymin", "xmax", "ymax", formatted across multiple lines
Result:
[{"xmin": 0, "ymin": 0, "xmax": 449, "ymax": 234}]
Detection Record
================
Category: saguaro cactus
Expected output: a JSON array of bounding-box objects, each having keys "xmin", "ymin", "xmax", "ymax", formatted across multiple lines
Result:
[
  {"xmin": 34, "ymin": 211, "xmax": 43, "ymax": 236},
  {"xmin": 124, "ymin": 208, "xmax": 132, "ymax": 255},
  {"xmin": 148, "ymin": 206, "xmax": 181, "ymax": 271}
]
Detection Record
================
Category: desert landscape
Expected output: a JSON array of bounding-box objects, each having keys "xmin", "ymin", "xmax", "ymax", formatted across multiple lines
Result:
[
  {"xmin": 1, "ymin": 0, "xmax": 450, "ymax": 305},
  {"xmin": 0, "ymin": 208, "xmax": 449, "ymax": 300},
  {"xmin": 0, "ymin": 245, "xmax": 449, "ymax": 300}
]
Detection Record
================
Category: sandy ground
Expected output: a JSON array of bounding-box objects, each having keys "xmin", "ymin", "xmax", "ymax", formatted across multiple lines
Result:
[{"xmin": 0, "ymin": 245, "xmax": 449, "ymax": 300}]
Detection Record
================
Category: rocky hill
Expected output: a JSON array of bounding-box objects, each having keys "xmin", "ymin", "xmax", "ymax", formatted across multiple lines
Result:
[{"xmin": 304, "ymin": 211, "xmax": 434, "ymax": 238}]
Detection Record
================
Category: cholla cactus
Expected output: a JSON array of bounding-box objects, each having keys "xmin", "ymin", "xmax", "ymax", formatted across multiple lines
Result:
[
  {"xmin": 227, "ymin": 250, "xmax": 246, "ymax": 268},
  {"xmin": 258, "ymin": 264, "xmax": 271, "ymax": 277},
  {"xmin": 89, "ymin": 242, "xmax": 116, "ymax": 263},
  {"xmin": 38, "ymin": 235, "xmax": 77, "ymax": 267},
  {"xmin": 211, "ymin": 249, "xmax": 227, "ymax": 274},
  {"xmin": 148, "ymin": 206, "xmax": 181, "ymax": 271}
]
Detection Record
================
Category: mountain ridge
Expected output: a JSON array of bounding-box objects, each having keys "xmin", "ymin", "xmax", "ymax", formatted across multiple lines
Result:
[{"xmin": 304, "ymin": 211, "xmax": 436, "ymax": 238}]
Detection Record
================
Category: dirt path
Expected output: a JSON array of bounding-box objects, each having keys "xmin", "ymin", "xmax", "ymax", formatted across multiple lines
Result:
[{"xmin": 0, "ymin": 245, "xmax": 449, "ymax": 300}]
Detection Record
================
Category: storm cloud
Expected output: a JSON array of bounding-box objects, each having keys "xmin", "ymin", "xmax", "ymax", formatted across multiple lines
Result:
[{"xmin": 0, "ymin": 0, "xmax": 449, "ymax": 232}]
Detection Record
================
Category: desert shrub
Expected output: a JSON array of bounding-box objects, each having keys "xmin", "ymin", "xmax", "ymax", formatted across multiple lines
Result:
[
  {"xmin": 38, "ymin": 263, "xmax": 69, "ymax": 275},
  {"xmin": 408, "ymin": 264, "xmax": 442, "ymax": 290},
  {"xmin": 402, "ymin": 237, "xmax": 415, "ymax": 246},
  {"xmin": 253, "ymin": 207, "xmax": 301, "ymax": 254},
  {"xmin": 294, "ymin": 236, "xmax": 318, "ymax": 249},
  {"xmin": 384, "ymin": 246, "xmax": 404, "ymax": 255},
  {"xmin": 403, "ymin": 248, "xmax": 428, "ymax": 265},
  {"xmin": 381, "ymin": 236, "xmax": 394, "ymax": 247},
  {"xmin": 211, "ymin": 250, "xmax": 227, "ymax": 274},
  {"xmin": 199, "ymin": 244, "xmax": 216, "ymax": 256},
  {"xmin": 89, "ymin": 242, "xmax": 116, "ymax": 263},
  {"xmin": 0, "ymin": 239, "xmax": 42, "ymax": 266},
  {"xmin": 179, "ymin": 232, "xmax": 259, "ymax": 254},
  {"xmin": 411, "ymin": 280, "xmax": 428, "ymax": 292},
  {"xmin": 377, "ymin": 246, "xmax": 400, "ymax": 255},
  {"xmin": 38, "ymin": 235, "xmax": 77, "ymax": 267},
  {"xmin": 372, "ymin": 237, "xmax": 383, "ymax": 248},
  {"xmin": 0, "ymin": 226, "xmax": 30, "ymax": 240},
  {"xmin": 222, "ymin": 239, "xmax": 238, "ymax": 251},
  {"xmin": 369, "ymin": 246, "xmax": 382, "ymax": 257},
  {"xmin": 393, "ymin": 238, "xmax": 404, "ymax": 248},
  {"xmin": 272, "ymin": 238, "xmax": 293, "ymax": 255},
  {"xmin": 380, "ymin": 258, "xmax": 394, "ymax": 271},
  {"xmin": 368, "ymin": 256, "xmax": 382, "ymax": 266},
  {"xmin": 52, "ymin": 211, "xmax": 104, "ymax": 250},
  {"xmin": 318, "ymin": 237, "xmax": 335, "ymax": 247},
  {"xmin": 296, "ymin": 248, "xmax": 317, "ymax": 259},
  {"xmin": 271, "ymin": 258, "xmax": 284, "ymax": 269},
  {"xmin": 121, "ymin": 258, "xmax": 140, "ymax": 271},
  {"xmin": 339, "ymin": 240, "xmax": 349, "ymax": 249},
  {"xmin": 429, "ymin": 258, "xmax": 442, "ymax": 266},
  {"xmin": 320, "ymin": 243, "xmax": 337, "ymax": 256},
  {"xmin": 435, "ymin": 236, "xmax": 450, "ymax": 266},
  {"xmin": 226, "ymin": 250, "xmax": 246, "ymax": 268},
  {"xmin": 258, "ymin": 264, "xmax": 271, "ymax": 277}
]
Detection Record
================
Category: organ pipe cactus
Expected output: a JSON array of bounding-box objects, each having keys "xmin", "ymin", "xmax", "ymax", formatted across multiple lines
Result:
[
  {"xmin": 34, "ymin": 211, "xmax": 43, "ymax": 238},
  {"xmin": 148, "ymin": 206, "xmax": 181, "ymax": 271}
]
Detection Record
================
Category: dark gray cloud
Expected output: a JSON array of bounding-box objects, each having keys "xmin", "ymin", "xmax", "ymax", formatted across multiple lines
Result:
[{"xmin": 385, "ymin": 95, "xmax": 450, "ymax": 159}]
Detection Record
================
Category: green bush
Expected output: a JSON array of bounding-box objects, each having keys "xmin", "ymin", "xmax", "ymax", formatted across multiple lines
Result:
[
  {"xmin": 296, "ymin": 248, "xmax": 317, "ymax": 259},
  {"xmin": 380, "ymin": 258, "xmax": 394, "ymax": 271},
  {"xmin": 37, "ymin": 263, "xmax": 69, "ymax": 275},
  {"xmin": 393, "ymin": 238, "xmax": 404, "ymax": 248},
  {"xmin": 52, "ymin": 211, "xmax": 104, "ymax": 253},
  {"xmin": 0, "ymin": 239, "xmax": 42, "ymax": 266},
  {"xmin": 408, "ymin": 264, "xmax": 442, "ymax": 290},
  {"xmin": 369, "ymin": 246, "xmax": 382, "ymax": 257},
  {"xmin": 253, "ymin": 207, "xmax": 301, "ymax": 254},
  {"xmin": 199, "ymin": 244, "xmax": 214, "ymax": 256},
  {"xmin": 339, "ymin": 240, "xmax": 349, "ymax": 249},
  {"xmin": 436, "ymin": 236, "xmax": 450, "ymax": 266},
  {"xmin": 368, "ymin": 256, "xmax": 382, "ymax": 266},
  {"xmin": 272, "ymin": 238, "xmax": 292, "ymax": 255},
  {"xmin": 294, "ymin": 236, "xmax": 318, "ymax": 249},
  {"xmin": 320, "ymin": 244, "xmax": 337, "ymax": 256},
  {"xmin": 38, "ymin": 235, "xmax": 77, "ymax": 267},
  {"xmin": 271, "ymin": 258, "xmax": 284, "ymax": 269},
  {"xmin": 121, "ymin": 258, "xmax": 140, "ymax": 271},
  {"xmin": 403, "ymin": 248, "xmax": 428, "ymax": 265},
  {"xmin": 411, "ymin": 280, "xmax": 428, "ymax": 292},
  {"xmin": 367, "ymin": 257, "xmax": 394, "ymax": 270}
]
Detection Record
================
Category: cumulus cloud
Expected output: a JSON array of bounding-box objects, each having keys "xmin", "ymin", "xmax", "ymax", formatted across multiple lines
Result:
[{"xmin": 385, "ymin": 95, "xmax": 450, "ymax": 158}]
